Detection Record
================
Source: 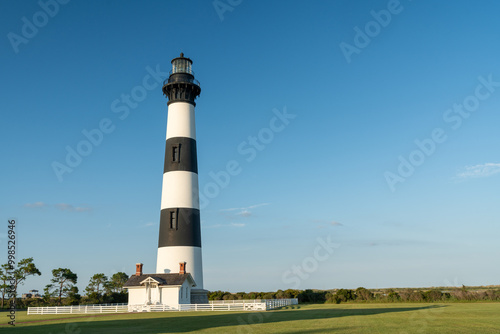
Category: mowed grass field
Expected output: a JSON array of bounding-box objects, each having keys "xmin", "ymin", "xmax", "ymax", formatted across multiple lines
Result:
[{"xmin": 1, "ymin": 303, "xmax": 499, "ymax": 334}]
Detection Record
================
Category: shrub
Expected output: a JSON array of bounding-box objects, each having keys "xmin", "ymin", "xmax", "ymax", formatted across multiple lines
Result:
[
  {"xmin": 335, "ymin": 289, "xmax": 355, "ymax": 302},
  {"xmin": 387, "ymin": 291, "xmax": 400, "ymax": 302},
  {"xmin": 355, "ymin": 287, "xmax": 374, "ymax": 301},
  {"xmin": 424, "ymin": 289, "xmax": 443, "ymax": 302}
]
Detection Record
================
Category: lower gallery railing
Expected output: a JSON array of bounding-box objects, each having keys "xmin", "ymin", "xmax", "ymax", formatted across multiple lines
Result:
[{"xmin": 27, "ymin": 299, "xmax": 298, "ymax": 315}]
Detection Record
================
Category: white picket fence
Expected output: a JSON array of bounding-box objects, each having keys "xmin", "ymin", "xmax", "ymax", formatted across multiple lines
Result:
[
  {"xmin": 27, "ymin": 303, "xmax": 129, "ymax": 315},
  {"xmin": 264, "ymin": 298, "xmax": 298, "ymax": 309},
  {"xmin": 209, "ymin": 299, "xmax": 267, "ymax": 304},
  {"xmin": 128, "ymin": 302, "xmax": 266, "ymax": 312},
  {"xmin": 27, "ymin": 299, "xmax": 298, "ymax": 315},
  {"xmin": 208, "ymin": 299, "xmax": 298, "ymax": 309}
]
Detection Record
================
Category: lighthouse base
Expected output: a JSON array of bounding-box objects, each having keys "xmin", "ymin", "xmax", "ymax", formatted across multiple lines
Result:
[
  {"xmin": 190, "ymin": 289, "xmax": 209, "ymax": 304},
  {"xmin": 156, "ymin": 246, "xmax": 204, "ymax": 288}
]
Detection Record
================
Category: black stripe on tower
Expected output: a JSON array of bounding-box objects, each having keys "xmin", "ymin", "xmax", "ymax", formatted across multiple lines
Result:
[
  {"xmin": 164, "ymin": 137, "xmax": 198, "ymax": 174},
  {"xmin": 158, "ymin": 208, "xmax": 201, "ymax": 247}
]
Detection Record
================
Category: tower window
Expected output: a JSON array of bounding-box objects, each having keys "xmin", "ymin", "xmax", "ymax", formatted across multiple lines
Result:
[
  {"xmin": 169, "ymin": 210, "xmax": 177, "ymax": 230},
  {"xmin": 172, "ymin": 144, "xmax": 181, "ymax": 162}
]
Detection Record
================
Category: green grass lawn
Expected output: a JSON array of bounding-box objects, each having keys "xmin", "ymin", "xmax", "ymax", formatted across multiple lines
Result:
[{"xmin": 1, "ymin": 303, "xmax": 499, "ymax": 333}]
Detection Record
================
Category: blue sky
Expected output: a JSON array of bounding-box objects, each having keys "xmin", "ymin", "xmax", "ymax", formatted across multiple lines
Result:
[{"xmin": 1, "ymin": 0, "xmax": 500, "ymax": 294}]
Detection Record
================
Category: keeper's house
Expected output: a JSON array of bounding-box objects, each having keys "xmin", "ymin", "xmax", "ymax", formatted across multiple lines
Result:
[{"xmin": 124, "ymin": 263, "xmax": 196, "ymax": 305}]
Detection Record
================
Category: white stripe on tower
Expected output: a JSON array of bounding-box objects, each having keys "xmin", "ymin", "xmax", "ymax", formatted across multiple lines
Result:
[
  {"xmin": 166, "ymin": 102, "xmax": 196, "ymax": 139},
  {"xmin": 156, "ymin": 54, "xmax": 204, "ymax": 290}
]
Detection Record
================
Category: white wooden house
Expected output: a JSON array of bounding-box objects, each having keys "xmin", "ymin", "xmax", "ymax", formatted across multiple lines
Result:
[{"xmin": 124, "ymin": 263, "xmax": 197, "ymax": 305}]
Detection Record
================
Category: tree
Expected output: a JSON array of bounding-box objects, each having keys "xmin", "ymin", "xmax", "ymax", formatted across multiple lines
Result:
[
  {"xmin": 298, "ymin": 289, "xmax": 326, "ymax": 303},
  {"xmin": 0, "ymin": 265, "xmax": 10, "ymax": 308},
  {"xmin": 85, "ymin": 273, "xmax": 108, "ymax": 296},
  {"xmin": 6, "ymin": 258, "xmax": 41, "ymax": 301},
  {"xmin": 222, "ymin": 293, "xmax": 237, "ymax": 300},
  {"xmin": 335, "ymin": 289, "xmax": 355, "ymax": 302},
  {"xmin": 43, "ymin": 284, "xmax": 56, "ymax": 305},
  {"xmin": 208, "ymin": 290, "xmax": 228, "ymax": 300},
  {"xmin": 387, "ymin": 290, "xmax": 401, "ymax": 302},
  {"xmin": 355, "ymin": 287, "xmax": 374, "ymax": 301},
  {"xmin": 43, "ymin": 285, "xmax": 54, "ymax": 299},
  {"xmin": 47, "ymin": 268, "xmax": 78, "ymax": 305},
  {"xmin": 106, "ymin": 272, "xmax": 129, "ymax": 293},
  {"xmin": 66, "ymin": 286, "xmax": 81, "ymax": 305},
  {"xmin": 284, "ymin": 289, "xmax": 300, "ymax": 298}
]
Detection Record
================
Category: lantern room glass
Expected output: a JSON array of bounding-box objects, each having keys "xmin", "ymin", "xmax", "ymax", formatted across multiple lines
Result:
[{"xmin": 172, "ymin": 58, "xmax": 192, "ymax": 74}]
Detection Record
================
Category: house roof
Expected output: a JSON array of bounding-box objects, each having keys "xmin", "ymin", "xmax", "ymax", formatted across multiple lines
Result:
[{"xmin": 123, "ymin": 273, "xmax": 196, "ymax": 287}]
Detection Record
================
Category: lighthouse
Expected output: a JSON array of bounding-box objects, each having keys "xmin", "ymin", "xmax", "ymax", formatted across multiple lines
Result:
[{"xmin": 155, "ymin": 53, "xmax": 207, "ymax": 303}]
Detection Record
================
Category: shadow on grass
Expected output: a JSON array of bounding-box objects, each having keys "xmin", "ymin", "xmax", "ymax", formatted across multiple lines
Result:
[{"xmin": 1, "ymin": 305, "xmax": 446, "ymax": 334}]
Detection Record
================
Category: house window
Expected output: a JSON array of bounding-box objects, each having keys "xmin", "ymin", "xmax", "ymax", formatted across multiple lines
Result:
[
  {"xmin": 169, "ymin": 210, "xmax": 177, "ymax": 230},
  {"xmin": 172, "ymin": 144, "xmax": 181, "ymax": 162}
]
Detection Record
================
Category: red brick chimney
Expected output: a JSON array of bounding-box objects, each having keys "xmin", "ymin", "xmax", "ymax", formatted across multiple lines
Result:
[
  {"xmin": 136, "ymin": 263, "xmax": 143, "ymax": 276},
  {"xmin": 179, "ymin": 262, "xmax": 186, "ymax": 274}
]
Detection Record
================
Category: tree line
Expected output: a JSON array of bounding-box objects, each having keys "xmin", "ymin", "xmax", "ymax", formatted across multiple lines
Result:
[
  {"xmin": 0, "ymin": 257, "xmax": 129, "ymax": 309},
  {"xmin": 209, "ymin": 286, "xmax": 500, "ymax": 304},
  {"xmin": 3, "ymin": 257, "xmax": 498, "ymax": 308}
]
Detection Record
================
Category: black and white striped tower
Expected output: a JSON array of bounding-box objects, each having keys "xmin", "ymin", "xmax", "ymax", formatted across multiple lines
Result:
[{"xmin": 157, "ymin": 53, "xmax": 206, "ymax": 302}]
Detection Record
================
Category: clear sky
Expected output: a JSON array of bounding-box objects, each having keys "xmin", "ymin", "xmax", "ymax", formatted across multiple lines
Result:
[{"xmin": 1, "ymin": 0, "xmax": 500, "ymax": 295}]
